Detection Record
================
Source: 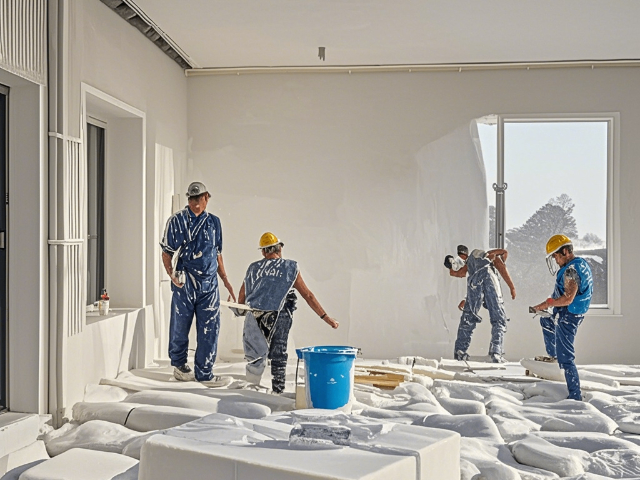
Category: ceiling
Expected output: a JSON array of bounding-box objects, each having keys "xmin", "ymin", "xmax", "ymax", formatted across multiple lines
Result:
[{"xmin": 131, "ymin": 0, "xmax": 640, "ymax": 70}]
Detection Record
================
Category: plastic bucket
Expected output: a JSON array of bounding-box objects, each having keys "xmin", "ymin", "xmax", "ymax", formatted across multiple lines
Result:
[{"xmin": 296, "ymin": 346, "xmax": 358, "ymax": 410}]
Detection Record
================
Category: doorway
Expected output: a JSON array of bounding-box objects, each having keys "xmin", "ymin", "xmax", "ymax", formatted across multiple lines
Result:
[{"xmin": 0, "ymin": 84, "xmax": 8, "ymax": 410}]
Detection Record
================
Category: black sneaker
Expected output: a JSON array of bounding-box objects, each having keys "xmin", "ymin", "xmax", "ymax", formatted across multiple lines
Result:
[{"xmin": 173, "ymin": 364, "xmax": 195, "ymax": 381}]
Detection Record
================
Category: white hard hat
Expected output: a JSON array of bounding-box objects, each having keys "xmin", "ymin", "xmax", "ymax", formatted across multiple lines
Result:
[{"xmin": 186, "ymin": 182, "xmax": 208, "ymax": 197}]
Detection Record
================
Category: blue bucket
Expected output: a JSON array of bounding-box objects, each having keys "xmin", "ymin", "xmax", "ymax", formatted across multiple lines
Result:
[{"xmin": 296, "ymin": 346, "xmax": 358, "ymax": 410}]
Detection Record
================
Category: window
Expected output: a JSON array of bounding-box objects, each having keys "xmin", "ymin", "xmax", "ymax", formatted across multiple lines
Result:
[
  {"xmin": 86, "ymin": 121, "xmax": 105, "ymax": 303},
  {"xmin": 478, "ymin": 114, "xmax": 619, "ymax": 314}
]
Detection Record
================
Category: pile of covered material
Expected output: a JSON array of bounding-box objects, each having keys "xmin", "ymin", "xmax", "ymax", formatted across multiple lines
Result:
[{"xmin": 18, "ymin": 357, "xmax": 640, "ymax": 480}]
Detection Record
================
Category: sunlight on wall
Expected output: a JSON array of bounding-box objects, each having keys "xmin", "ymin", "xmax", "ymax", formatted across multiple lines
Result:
[{"xmin": 186, "ymin": 77, "xmax": 487, "ymax": 359}]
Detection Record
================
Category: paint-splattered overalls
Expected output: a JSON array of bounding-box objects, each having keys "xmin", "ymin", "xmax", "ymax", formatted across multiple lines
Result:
[
  {"xmin": 541, "ymin": 257, "xmax": 593, "ymax": 400},
  {"xmin": 161, "ymin": 207, "xmax": 223, "ymax": 382},
  {"xmin": 454, "ymin": 249, "xmax": 509, "ymax": 357},
  {"xmin": 242, "ymin": 258, "xmax": 299, "ymax": 393}
]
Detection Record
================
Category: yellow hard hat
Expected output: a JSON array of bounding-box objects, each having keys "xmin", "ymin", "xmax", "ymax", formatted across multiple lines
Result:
[
  {"xmin": 545, "ymin": 234, "xmax": 572, "ymax": 257},
  {"xmin": 259, "ymin": 232, "xmax": 283, "ymax": 249}
]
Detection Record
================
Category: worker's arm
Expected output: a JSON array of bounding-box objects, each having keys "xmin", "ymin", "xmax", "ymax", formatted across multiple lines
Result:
[
  {"xmin": 237, "ymin": 283, "xmax": 245, "ymax": 304},
  {"xmin": 449, "ymin": 265, "xmax": 468, "ymax": 278},
  {"xmin": 532, "ymin": 272, "xmax": 578, "ymax": 311},
  {"xmin": 293, "ymin": 273, "xmax": 339, "ymax": 329},
  {"xmin": 492, "ymin": 255, "xmax": 516, "ymax": 299},
  {"xmin": 487, "ymin": 248, "xmax": 508, "ymax": 263},
  {"xmin": 217, "ymin": 254, "xmax": 236, "ymax": 302},
  {"xmin": 162, "ymin": 251, "xmax": 184, "ymax": 288}
]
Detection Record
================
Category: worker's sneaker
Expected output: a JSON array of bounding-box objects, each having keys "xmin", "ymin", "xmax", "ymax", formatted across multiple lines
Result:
[
  {"xmin": 534, "ymin": 355, "xmax": 557, "ymax": 363},
  {"xmin": 454, "ymin": 350, "xmax": 470, "ymax": 361},
  {"xmin": 200, "ymin": 375, "xmax": 233, "ymax": 388},
  {"xmin": 173, "ymin": 364, "xmax": 195, "ymax": 381},
  {"xmin": 490, "ymin": 353, "xmax": 507, "ymax": 364}
]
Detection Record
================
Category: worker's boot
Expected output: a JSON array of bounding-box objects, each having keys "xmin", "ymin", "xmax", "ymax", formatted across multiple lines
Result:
[
  {"xmin": 200, "ymin": 375, "xmax": 233, "ymax": 388},
  {"xmin": 173, "ymin": 364, "xmax": 195, "ymax": 381},
  {"xmin": 454, "ymin": 350, "xmax": 470, "ymax": 361},
  {"xmin": 490, "ymin": 353, "xmax": 507, "ymax": 364},
  {"xmin": 534, "ymin": 355, "xmax": 558, "ymax": 363}
]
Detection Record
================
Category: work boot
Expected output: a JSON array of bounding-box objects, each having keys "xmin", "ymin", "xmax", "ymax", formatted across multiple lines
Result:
[
  {"xmin": 173, "ymin": 364, "xmax": 195, "ymax": 382},
  {"xmin": 534, "ymin": 355, "xmax": 558, "ymax": 363},
  {"xmin": 454, "ymin": 350, "xmax": 470, "ymax": 361},
  {"xmin": 200, "ymin": 375, "xmax": 233, "ymax": 388},
  {"xmin": 490, "ymin": 353, "xmax": 507, "ymax": 364}
]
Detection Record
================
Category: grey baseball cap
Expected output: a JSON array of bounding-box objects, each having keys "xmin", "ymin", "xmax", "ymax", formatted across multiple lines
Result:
[{"xmin": 186, "ymin": 181, "xmax": 208, "ymax": 197}]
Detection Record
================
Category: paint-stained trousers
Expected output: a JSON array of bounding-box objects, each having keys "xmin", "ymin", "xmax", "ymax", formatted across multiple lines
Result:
[
  {"xmin": 169, "ymin": 275, "xmax": 221, "ymax": 382},
  {"xmin": 454, "ymin": 266, "xmax": 508, "ymax": 356},
  {"xmin": 244, "ymin": 300, "xmax": 295, "ymax": 394},
  {"xmin": 540, "ymin": 310, "xmax": 584, "ymax": 400}
]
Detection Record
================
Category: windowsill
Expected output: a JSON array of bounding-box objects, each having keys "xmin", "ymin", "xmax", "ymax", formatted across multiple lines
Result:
[
  {"xmin": 85, "ymin": 307, "xmax": 139, "ymax": 325},
  {"xmin": 586, "ymin": 308, "xmax": 622, "ymax": 318}
]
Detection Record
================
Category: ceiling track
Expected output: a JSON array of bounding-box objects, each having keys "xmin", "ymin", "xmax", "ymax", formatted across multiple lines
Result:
[
  {"xmin": 185, "ymin": 59, "xmax": 640, "ymax": 77},
  {"xmin": 100, "ymin": 0, "xmax": 196, "ymax": 69}
]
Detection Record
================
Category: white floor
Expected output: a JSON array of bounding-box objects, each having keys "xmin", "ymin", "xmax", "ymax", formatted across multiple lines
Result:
[{"xmin": 5, "ymin": 356, "xmax": 640, "ymax": 479}]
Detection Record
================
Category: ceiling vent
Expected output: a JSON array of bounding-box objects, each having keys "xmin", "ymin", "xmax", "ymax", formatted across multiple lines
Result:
[{"xmin": 100, "ymin": 0, "xmax": 194, "ymax": 69}]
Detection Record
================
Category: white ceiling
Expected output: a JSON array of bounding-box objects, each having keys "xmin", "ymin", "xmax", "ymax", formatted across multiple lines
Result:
[{"xmin": 133, "ymin": 0, "xmax": 640, "ymax": 70}]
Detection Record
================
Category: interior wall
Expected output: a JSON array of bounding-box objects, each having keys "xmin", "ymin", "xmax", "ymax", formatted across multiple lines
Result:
[
  {"xmin": 45, "ymin": 0, "xmax": 190, "ymax": 415},
  {"xmin": 70, "ymin": 0, "xmax": 189, "ymax": 309},
  {"xmin": 187, "ymin": 67, "xmax": 640, "ymax": 364}
]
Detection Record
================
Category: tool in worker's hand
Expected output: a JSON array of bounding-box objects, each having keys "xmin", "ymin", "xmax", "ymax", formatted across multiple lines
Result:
[{"xmin": 529, "ymin": 306, "xmax": 553, "ymax": 318}]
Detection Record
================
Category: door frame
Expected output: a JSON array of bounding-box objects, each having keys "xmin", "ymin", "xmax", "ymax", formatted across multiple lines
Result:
[{"xmin": 0, "ymin": 83, "xmax": 9, "ymax": 410}]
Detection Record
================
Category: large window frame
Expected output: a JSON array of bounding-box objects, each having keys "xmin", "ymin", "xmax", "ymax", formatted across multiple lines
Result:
[{"xmin": 492, "ymin": 113, "xmax": 620, "ymax": 316}]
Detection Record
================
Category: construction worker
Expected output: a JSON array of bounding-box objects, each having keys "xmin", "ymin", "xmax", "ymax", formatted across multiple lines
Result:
[
  {"xmin": 236, "ymin": 232, "xmax": 339, "ymax": 394},
  {"xmin": 531, "ymin": 234, "xmax": 593, "ymax": 400},
  {"xmin": 161, "ymin": 182, "xmax": 236, "ymax": 387},
  {"xmin": 444, "ymin": 245, "xmax": 516, "ymax": 363}
]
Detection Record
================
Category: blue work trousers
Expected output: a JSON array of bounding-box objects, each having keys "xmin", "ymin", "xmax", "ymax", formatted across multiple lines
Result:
[
  {"xmin": 169, "ymin": 276, "xmax": 221, "ymax": 382},
  {"xmin": 454, "ymin": 268, "xmax": 508, "ymax": 356},
  {"xmin": 540, "ymin": 310, "xmax": 584, "ymax": 400}
]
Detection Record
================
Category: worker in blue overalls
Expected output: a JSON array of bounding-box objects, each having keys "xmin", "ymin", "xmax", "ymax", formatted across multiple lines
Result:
[
  {"xmin": 444, "ymin": 245, "xmax": 516, "ymax": 363},
  {"xmin": 161, "ymin": 182, "xmax": 236, "ymax": 387},
  {"xmin": 235, "ymin": 232, "xmax": 339, "ymax": 394},
  {"xmin": 532, "ymin": 234, "xmax": 593, "ymax": 400}
]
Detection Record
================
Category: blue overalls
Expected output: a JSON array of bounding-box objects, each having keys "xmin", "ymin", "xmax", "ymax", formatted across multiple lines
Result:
[
  {"xmin": 242, "ymin": 258, "xmax": 299, "ymax": 393},
  {"xmin": 540, "ymin": 257, "xmax": 593, "ymax": 400},
  {"xmin": 161, "ymin": 207, "xmax": 223, "ymax": 382},
  {"xmin": 454, "ymin": 249, "xmax": 509, "ymax": 357}
]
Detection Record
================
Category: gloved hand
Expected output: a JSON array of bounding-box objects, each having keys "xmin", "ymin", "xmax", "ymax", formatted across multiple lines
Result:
[
  {"xmin": 230, "ymin": 307, "xmax": 247, "ymax": 317},
  {"xmin": 170, "ymin": 270, "xmax": 185, "ymax": 288}
]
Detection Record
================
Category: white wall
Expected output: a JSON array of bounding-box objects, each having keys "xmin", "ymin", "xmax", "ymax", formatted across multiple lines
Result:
[
  {"xmin": 44, "ymin": 0, "xmax": 190, "ymax": 416},
  {"xmin": 187, "ymin": 67, "xmax": 640, "ymax": 364},
  {"xmin": 70, "ymin": 0, "xmax": 189, "ymax": 308}
]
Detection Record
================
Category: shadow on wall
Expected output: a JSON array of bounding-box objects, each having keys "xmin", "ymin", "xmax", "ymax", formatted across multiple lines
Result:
[{"xmin": 348, "ymin": 121, "xmax": 488, "ymax": 359}]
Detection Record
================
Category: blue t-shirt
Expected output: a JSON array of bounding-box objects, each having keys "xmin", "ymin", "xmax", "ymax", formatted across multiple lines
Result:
[{"xmin": 161, "ymin": 207, "xmax": 223, "ymax": 282}]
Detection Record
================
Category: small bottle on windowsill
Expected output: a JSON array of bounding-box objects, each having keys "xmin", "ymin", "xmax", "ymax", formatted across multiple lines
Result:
[{"xmin": 99, "ymin": 288, "xmax": 110, "ymax": 315}]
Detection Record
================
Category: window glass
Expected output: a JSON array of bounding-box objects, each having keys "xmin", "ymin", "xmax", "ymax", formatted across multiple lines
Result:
[
  {"xmin": 480, "ymin": 120, "xmax": 608, "ymax": 309},
  {"xmin": 86, "ymin": 123, "xmax": 105, "ymax": 303}
]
